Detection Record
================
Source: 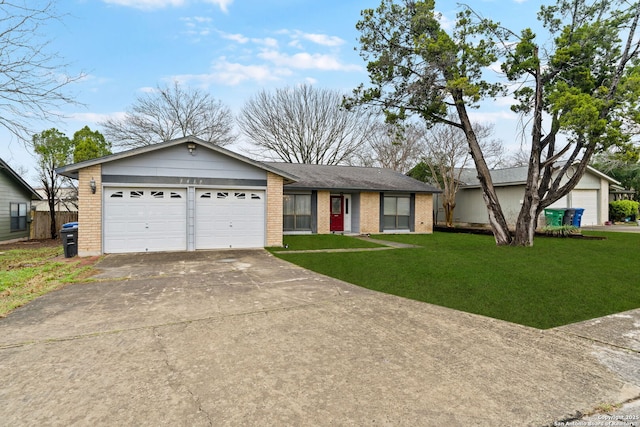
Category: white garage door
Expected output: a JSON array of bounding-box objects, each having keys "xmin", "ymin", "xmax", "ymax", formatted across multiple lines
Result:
[
  {"xmin": 571, "ymin": 190, "xmax": 599, "ymax": 226},
  {"xmin": 104, "ymin": 187, "xmax": 187, "ymax": 253},
  {"xmin": 195, "ymin": 189, "xmax": 265, "ymax": 249}
]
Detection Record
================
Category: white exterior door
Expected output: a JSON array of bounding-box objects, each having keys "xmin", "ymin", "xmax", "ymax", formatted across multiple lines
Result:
[
  {"xmin": 195, "ymin": 189, "xmax": 265, "ymax": 249},
  {"xmin": 103, "ymin": 187, "xmax": 187, "ymax": 253}
]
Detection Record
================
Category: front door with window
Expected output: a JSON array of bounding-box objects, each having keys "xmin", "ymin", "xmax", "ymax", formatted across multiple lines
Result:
[{"xmin": 330, "ymin": 195, "xmax": 344, "ymax": 232}]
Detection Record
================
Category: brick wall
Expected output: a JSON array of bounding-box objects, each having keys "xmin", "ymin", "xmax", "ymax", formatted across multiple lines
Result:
[
  {"xmin": 414, "ymin": 193, "xmax": 434, "ymax": 233},
  {"xmin": 78, "ymin": 166, "xmax": 102, "ymax": 256},
  {"xmin": 266, "ymin": 172, "xmax": 284, "ymax": 246},
  {"xmin": 360, "ymin": 192, "xmax": 380, "ymax": 234},
  {"xmin": 316, "ymin": 191, "xmax": 330, "ymax": 234}
]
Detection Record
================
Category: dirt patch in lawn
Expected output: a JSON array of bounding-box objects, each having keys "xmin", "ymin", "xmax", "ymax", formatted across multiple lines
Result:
[
  {"xmin": 0, "ymin": 238, "xmax": 62, "ymax": 251},
  {"xmin": 0, "ymin": 241, "xmax": 103, "ymax": 317}
]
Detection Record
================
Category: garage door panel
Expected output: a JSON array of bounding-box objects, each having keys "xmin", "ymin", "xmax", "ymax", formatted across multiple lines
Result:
[
  {"xmin": 195, "ymin": 189, "xmax": 265, "ymax": 249},
  {"xmin": 104, "ymin": 187, "xmax": 187, "ymax": 253},
  {"xmin": 571, "ymin": 190, "xmax": 599, "ymax": 226}
]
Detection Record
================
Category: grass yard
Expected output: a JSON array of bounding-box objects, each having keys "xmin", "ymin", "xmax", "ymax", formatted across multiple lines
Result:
[
  {"xmin": 0, "ymin": 246, "xmax": 100, "ymax": 317},
  {"xmin": 272, "ymin": 232, "xmax": 640, "ymax": 329}
]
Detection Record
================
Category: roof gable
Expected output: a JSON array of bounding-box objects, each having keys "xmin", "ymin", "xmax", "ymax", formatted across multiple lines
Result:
[
  {"xmin": 56, "ymin": 136, "xmax": 298, "ymax": 182},
  {"xmin": 459, "ymin": 164, "xmax": 620, "ymax": 187},
  {"xmin": 0, "ymin": 158, "xmax": 41, "ymax": 200},
  {"xmin": 265, "ymin": 162, "xmax": 440, "ymax": 193}
]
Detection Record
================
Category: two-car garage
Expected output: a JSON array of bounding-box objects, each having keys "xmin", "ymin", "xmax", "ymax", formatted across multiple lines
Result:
[
  {"xmin": 55, "ymin": 137, "xmax": 295, "ymax": 256},
  {"xmin": 103, "ymin": 186, "xmax": 266, "ymax": 253}
]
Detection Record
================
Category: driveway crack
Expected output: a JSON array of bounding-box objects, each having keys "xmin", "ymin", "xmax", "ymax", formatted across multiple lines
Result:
[{"xmin": 152, "ymin": 327, "xmax": 214, "ymax": 426}]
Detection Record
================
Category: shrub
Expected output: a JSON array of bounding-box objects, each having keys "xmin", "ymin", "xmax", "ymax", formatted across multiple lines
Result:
[
  {"xmin": 609, "ymin": 200, "xmax": 640, "ymax": 222},
  {"xmin": 541, "ymin": 225, "xmax": 581, "ymax": 237}
]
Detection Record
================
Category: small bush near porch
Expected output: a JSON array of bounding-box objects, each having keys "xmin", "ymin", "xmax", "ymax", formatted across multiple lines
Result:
[{"xmin": 272, "ymin": 232, "xmax": 640, "ymax": 329}]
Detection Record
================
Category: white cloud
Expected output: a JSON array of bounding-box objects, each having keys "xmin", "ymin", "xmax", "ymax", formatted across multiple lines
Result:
[
  {"xmin": 219, "ymin": 31, "xmax": 249, "ymax": 44},
  {"xmin": 435, "ymin": 10, "xmax": 454, "ymax": 30},
  {"xmin": 103, "ymin": 0, "xmax": 186, "ymax": 10},
  {"xmin": 69, "ymin": 111, "xmax": 125, "ymax": 123},
  {"xmin": 173, "ymin": 58, "xmax": 291, "ymax": 86},
  {"xmin": 300, "ymin": 32, "xmax": 344, "ymax": 47},
  {"xmin": 258, "ymin": 49, "xmax": 361, "ymax": 72},
  {"xmin": 203, "ymin": 0, "xmax": 233, "ymax": 13},
  {"xmin": 253, "ymin": 37, "xmax": 278, "ymax": 48},
  {"xmin": 467, "ymin": 110, "xmax": 517, "ymax": 124},
  {"xmin": 103, "ymin": 0, "xmax": 233, "ymax": 12}
]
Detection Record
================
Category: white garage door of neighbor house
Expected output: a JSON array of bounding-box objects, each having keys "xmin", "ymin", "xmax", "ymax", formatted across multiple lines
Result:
[
  {"xmin": 571, "ymin": 190, "xmax": 599, "ymax": 226},
  {"xmin": 195, "ymin": 189, "xmax": 265, "ymax": 249},
  {"xmin": 104, "ymin": 187, "xmax": 187, "ymax": 253}
]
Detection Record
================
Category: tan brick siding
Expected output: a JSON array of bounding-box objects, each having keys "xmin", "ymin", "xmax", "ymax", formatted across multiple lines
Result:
[
  {"xmin": 316, "ymin": 191, "xmax": 330, "ymax": 234},
  {"xmin": 266, "ymin": 173, "xmax": 284, "ymax": 246},
  {"xmin": 360, "ymin": 192, "xmax": 380, "ymax": 234},
  {"xmin": 78, "ymin": 166, "xmax": 102, "ymax": 256},
  {"xmin": 414, "ymin": 193, "xmax": 434, "ymax": 233}
]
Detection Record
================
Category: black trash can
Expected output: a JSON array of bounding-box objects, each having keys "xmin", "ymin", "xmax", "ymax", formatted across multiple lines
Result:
[
  {"xmin": 61, "ymin": 226, "xmax": 78, "ymax": 258},
  {"xmin": 562, "ymin": 208, "xmax": 576, "ymax": 226}
]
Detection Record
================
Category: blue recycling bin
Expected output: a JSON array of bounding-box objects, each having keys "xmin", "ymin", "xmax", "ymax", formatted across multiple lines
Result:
[
  {"xmin": 62, "ymin": 221, "xmax": 78, "ymax": 229},
  {"xmin": 572, "ymin": 208, "xmax": 584, "ymax": 227}
]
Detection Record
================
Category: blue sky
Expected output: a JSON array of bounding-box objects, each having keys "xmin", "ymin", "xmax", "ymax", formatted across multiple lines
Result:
[{"xmin": 2, "ymin": 0, "xmax": 541, "ymax": 184}]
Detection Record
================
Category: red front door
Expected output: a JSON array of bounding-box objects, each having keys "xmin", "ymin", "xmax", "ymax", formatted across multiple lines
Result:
[{"xmin": 330, "ymin": 195, "xmax": 344, "ymax": 232}]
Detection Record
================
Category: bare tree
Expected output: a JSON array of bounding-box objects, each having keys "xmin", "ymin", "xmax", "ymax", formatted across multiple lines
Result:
[
  {"xmin": 101, "ymin": 81, "xmax": 235, "ymax": 149},
  {"xmin": 237, "ymin": 84, "xmax": 375, "ymax": 165},
  {"xmin": 353, "ymin": 123, "xmax": 425, "ymax": 173},
  {"xmin": 417, "ymin": 121, "xmax": 503, "ymax": 227},
  {"xmin": 0, "ymin": 1, "xmax": 83, "ymax": 140}
]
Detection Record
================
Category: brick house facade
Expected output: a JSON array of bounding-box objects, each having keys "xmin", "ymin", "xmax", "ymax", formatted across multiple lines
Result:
[{"xmin": 57, "ymin": 137, "xmax": 439, "ymax": 256}]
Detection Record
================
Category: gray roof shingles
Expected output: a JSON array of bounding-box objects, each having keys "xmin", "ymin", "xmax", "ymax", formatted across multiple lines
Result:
[{"xmin": 265, "ymin": 162, "xmax": 440, "ymax": 193}]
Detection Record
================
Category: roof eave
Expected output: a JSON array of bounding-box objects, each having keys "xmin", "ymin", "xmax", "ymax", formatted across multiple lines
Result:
[{"xmin": 0, "ymin": 158, "xmax": 42, "ymax": 200}]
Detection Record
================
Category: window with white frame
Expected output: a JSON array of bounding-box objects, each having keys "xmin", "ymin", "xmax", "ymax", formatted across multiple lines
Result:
[
  {"xmin": 283, "ymin": 194, "xmax": 311, "ymax": 231},
  {"xmin": 10, "ymin": 202, "xmax": 27, "ymax": 232},
  {"xmin": 383, "ymin": 196, "xmax": 410, "ymax": 229}
]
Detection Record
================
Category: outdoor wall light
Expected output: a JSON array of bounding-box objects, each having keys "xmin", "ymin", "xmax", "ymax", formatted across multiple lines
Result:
[
  {"xmin": 90, "ymin": 178, "xmax": 96, "ymax": 194},
  {"xmin": 187, "ymin": 142, "xmax": 197, "ymax": 155}
]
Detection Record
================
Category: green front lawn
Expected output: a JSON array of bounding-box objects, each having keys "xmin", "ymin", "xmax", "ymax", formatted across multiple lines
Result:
[{"xmin": 271, "ymin": 232, "xmax": 640, "ymax": 329}]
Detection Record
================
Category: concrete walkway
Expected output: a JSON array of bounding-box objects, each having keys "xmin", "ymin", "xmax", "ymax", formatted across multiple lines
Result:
[
  {"xmin": 582, "ymin": 224, "xmax": 640, "ymax": 233},
  {"xmin": 272, "ymin": 236, "xmax": 421, "ymax": 254},
  {"xmin": 0, "ymin": 250, "xmax": 638, "ymax": 426}
]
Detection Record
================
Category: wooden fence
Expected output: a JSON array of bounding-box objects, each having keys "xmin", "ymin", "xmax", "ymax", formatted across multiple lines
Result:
[{"xmin": 30, "ymin": 211, "xmax": 78, "ymax": 239}]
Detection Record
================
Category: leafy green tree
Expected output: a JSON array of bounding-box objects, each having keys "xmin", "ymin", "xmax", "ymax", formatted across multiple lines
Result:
[
  {"xmin": 592, "ymin": 147, "xmax": 640, "ymax": 200},
  {"xmin": 32, "ymin": 128, "xmax": 73, "ymax": 239},
  {"xmin": 72, "ymin": 126, "xmax": 111, "ymax": 163},
  {"xmin": 349, "ymin": 0, "xmax": 640, "ymax": 246}
]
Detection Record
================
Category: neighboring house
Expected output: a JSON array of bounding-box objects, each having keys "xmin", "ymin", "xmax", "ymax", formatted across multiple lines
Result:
[
  {"xmin": 56, "ymin": 137, "xmax": 439, "ymax": 256},
  {"xmin": 33, "ymin": 187, "xmax": 78, "ymax": 212},
  {"xmin": 441, "ymin": 165, "xmax": 619, "ymax": 228},
  {"xmin": 609, "ymin": 184, "xmax": 636, "ymax": 201},
  {"xmin": 0, "ymin": 158, "xmax": 41, "ymax": 243}
]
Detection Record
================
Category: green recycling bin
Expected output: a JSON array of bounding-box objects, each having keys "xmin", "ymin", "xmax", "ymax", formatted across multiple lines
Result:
[{"xmin": 544, "ymin": 209, "xmax": 565, "ymax": 227}]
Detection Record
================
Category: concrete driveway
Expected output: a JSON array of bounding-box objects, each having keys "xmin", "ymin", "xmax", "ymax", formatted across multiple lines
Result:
[{"xmin": 1, "ymin": 250, "xmax": 639, "ymax": 426}]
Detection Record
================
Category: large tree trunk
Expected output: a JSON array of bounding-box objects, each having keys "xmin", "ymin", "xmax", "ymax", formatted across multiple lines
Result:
[
  {"xmin": 455, "ymin": 98, "xmax": 513, "ymax": 245},
  {"xmin": 443, "ymin": 200, "xmax": 455, "ymax": 228},
  {"xmin": 513, "ymin": 52, "xmax": 544, "ymax": 247}
]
